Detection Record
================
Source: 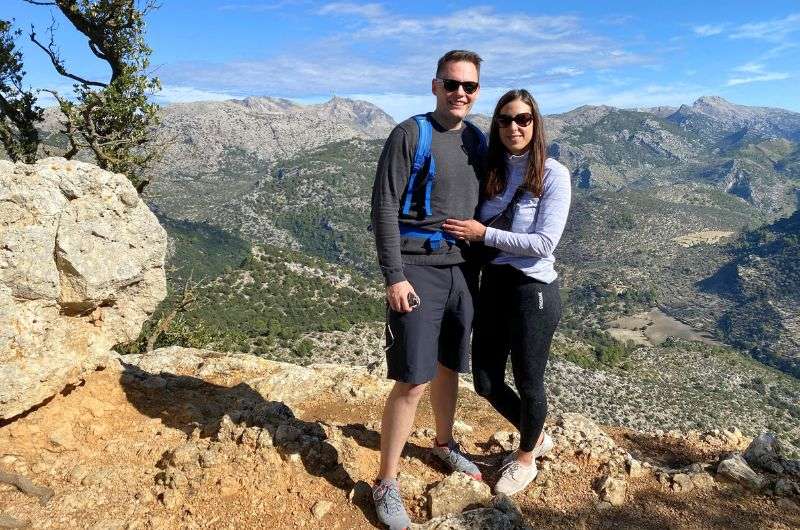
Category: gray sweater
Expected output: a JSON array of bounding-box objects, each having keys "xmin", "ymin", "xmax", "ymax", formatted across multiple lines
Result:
[
  {"xmin": 370, "ymin": 114, "xmax": 484, "ymax": 285},
  {"xmin": 479, "ymin": 155, "xmax": 571, "ymax": 284}
]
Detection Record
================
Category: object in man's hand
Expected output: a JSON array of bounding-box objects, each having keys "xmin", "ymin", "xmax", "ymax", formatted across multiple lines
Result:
[{"xmin": 407, "ymin": 292, "xmax": 421, "ymax": 309}]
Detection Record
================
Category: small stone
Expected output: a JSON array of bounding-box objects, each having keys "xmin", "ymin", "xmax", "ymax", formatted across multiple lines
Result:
[
  {"xmin": 596, "ymin": 476, "xmax": 626, "ymax": 506},
  {"xmin": 256, "ymin": 429, "xmax": 274, "ymax": 450},
  {"xmin": 82, "ymin": 396, "xmax": 110, "ymax": 418},
  {"xmin": 398, "ymin": 472, "xmax": 426, "ymax": 499},
  {"xmin": 452, "ymin": 420, "xmax": 473, "ymax": 434},
  {"xmin": 744, "ymin": 433, "xmax": 786, "ymax": 475},
  {"xmin": 411, "ymin": 427, "xmax": 435, "ymax": 439},
  {"xmin": 311, "ymin": 500, "xmax": 333, "ymax": 520},
  {"xmin": 671, "ymin": 473, "xmax": 694, "ymax": 493},
  {"xmin": 81, "ymin": 469, "xmax": 111, "ymax": 487},
  {"xmin": 283, "ymin": 453, "xmax": 302, "ymax": 464},
  {"xmin": 217, "ymin": 476, "xmax": 238, "ymax": 497},
  {"xmin": 489, "ymin": 431, "xmax": 520, "ymax": 452},
  {"xmin": 427, "ymin": 472, "xmax": 492, "ymax": 518},
  {"xmin": 239, "ymin": 426, "xmax": 261, "ymax": 448},
  {"xmin": 717, "ymin": 454, "xmax": 763, "ymax": 490},
  {"xmin": 166, "ymin": 469, "xmax": 189, "ymax": 490},
  {"xmin": 625, "ymin": 456, "xmax": 644, "ymax": 479}
]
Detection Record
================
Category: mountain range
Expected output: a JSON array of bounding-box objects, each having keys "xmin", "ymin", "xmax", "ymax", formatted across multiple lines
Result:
[
  {"xmin": 125, "ymin": 94, "xmax": 800, "ymax": 375},
  {"xmin": 5, "ymin": 92, "xmax": 800, "ymax": 450}
]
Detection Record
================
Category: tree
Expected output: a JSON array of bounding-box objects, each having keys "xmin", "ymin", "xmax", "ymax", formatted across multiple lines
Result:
[
  {"xmin": 24, "ymin": 0, "xmax": 161, "ymax": 192},
  {"xmin": 0, "ymin": 19, "xmax": 43, "ymax": 163}
]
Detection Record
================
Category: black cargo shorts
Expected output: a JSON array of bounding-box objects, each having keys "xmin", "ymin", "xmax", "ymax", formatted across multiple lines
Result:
[{"xmin": 385, "ymin": 263, "xmax": 476, "ymax": 384}]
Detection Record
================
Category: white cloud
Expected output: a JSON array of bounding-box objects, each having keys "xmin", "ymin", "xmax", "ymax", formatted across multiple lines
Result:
[
  {"xmin": 160, "ymin": 5, "xmax": 650, "ymax": 103},
  {"xmin": 693, "ymin": 24, "xmax": 725, "ymax": 37},
  {"xmin": 726, "ymin": 63, "xmax": 790, "ymax": 86},
  {"xmin": 154, "ymin": 85, "xmax": 239, "ymax": 103},
  {"xmin": 730, "ymin": 13, "xmax": 800, "ymax": 42},
  {"xmin": 733, "ymin": 63, "xmax": 765, "ymax": 74},
  {"xmin": 727, "ymin": 72, "xmax": 790, "ymax": 86},
  {"xmin": 319, "ymin": 2, "xmax": 385, "ymax": 18},
  {"xmin": 545, "ymin": 66, "xmax": 584, "ymax": 77}
]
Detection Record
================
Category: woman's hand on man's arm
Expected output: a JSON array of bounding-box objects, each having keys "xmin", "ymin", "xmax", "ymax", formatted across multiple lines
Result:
[{"xmin": 442, "ymin": 219, "xmax": 486, "ymax": 242}]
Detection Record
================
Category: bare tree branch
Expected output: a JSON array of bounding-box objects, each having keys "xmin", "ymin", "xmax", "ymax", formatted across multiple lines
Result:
[
  {"xmin": 0, "ymin": 513, "xmax": 29, "ymax": 529},
  {"xmin": 146, "ymin": 274, "xmax": 199, "ymax": 352},
  {"xmin": 29, "ymin": 27, "xmax": 106, "ymax": 87},
  {"xmin": 0, "ymin": 470, "xmax": 54, "ymax": 504}
]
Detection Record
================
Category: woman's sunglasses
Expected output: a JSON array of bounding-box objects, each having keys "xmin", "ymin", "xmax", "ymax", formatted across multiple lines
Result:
[
  {"xmin": 495, "ymin": 113, "xmax": 534, "ymax": 128},
  {"xmin": 437, "ymin": 78, "xmax": 480, "ymax": 95}
]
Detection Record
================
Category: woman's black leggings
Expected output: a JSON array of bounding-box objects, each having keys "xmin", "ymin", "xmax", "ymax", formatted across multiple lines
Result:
[{"xmin": 472, "ymin": 264, "xmax": 562, "ymax": 452}]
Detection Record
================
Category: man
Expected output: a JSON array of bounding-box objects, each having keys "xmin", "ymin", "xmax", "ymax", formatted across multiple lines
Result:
[{"xmin": 369, "ymin": 50, "xmax": 485, "ymax": 529}]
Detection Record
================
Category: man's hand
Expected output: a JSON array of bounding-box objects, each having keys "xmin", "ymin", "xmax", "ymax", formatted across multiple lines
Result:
[
  {"xmin": 442, "ymin": 218, "xmax": 486, "ymax": 242},
  {"xmin": 387, "ymin": 280, "xmax": 417, "ymax": 313}
]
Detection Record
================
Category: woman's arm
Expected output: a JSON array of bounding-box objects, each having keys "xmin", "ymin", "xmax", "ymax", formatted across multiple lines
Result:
[{"xmin": 483, "ymin": 168, "xmax": 572, "ymax": 257}]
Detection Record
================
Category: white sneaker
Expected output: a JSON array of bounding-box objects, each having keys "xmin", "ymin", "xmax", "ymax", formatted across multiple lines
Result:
[
  {"xmin": 494, "ymin": 459, "xmax": 538, "ymax": 496},
  {"xmin": 501, "ymin": 432, "xmax": 554, "ymax": 466}
]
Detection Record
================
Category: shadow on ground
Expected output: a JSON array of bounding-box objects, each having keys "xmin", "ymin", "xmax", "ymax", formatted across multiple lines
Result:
[{"xmin": 118, "ymin": 362, "xmax": 383, "ymax": 527}]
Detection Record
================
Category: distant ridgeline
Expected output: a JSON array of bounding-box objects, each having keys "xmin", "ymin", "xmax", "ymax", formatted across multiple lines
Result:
[{"xmin": 27, "ymin": 95, "xmax": 795, "ymax": 378}]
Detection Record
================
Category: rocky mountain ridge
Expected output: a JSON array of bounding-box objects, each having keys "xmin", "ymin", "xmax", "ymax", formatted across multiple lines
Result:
[{"xmin": 129, "ymin": 95, "xmax": 800, "ymax": 378}]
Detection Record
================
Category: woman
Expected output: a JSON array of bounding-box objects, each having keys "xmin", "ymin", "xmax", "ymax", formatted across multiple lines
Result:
[{"xmin": 442, "ymin": 89, "xmax": 571, "ymax": 495}]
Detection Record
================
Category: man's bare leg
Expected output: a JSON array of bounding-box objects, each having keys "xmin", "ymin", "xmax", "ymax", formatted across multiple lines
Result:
[
  {"xmin": 429, "ymin": 362, "xmax": 458, "ymax": 445},
  {"xmin": 377, "ymin": 381, "xmax": 428, "ymax": 479},
  {"xmin": 428, "ymin": 362, "xmax": 482, "ymax": 479}
]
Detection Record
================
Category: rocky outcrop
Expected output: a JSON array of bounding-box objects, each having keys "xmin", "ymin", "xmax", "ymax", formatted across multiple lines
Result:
[
  {"xmin": 426, "ymin": 472, "xmax": 492, "ymax": 518},
  {"xmin": 0, "ymin": 158, "xmax": 167, "ymax": 419},
  {"xmin": 745, "ymin": 433, "xmax": 800, "ymax": 478},
  {"xmin": 2, "ymin": 347, "xmax": 800, "ymax": 528}
]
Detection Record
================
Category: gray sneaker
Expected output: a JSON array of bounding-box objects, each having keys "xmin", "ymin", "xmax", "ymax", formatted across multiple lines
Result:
[
  {"xmin": 431, "ymin": 440, "xmax": 482, "ymax": 480},
  {"xmin": 501, "ymin": 432, "xmax": 554, "ymax": 466},
  {"xmin": 372, "ymin": 479, "xmax": 411, "ymax": 530}
]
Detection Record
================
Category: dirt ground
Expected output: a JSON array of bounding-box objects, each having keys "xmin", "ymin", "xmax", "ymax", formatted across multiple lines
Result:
[{"xmin": 1, "ymin": 363, "xmax": 799, "ymax": 530}]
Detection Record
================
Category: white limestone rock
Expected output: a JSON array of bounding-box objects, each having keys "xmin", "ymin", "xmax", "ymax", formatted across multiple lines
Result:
[{"xmin": 0, "ymin": 158, "xmax": 167, "ymax": 419}]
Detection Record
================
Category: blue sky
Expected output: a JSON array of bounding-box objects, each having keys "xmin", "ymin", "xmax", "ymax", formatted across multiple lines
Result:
[{"xmin": 4, "ymin": 0, "xmax": 800, "ymax": 120}]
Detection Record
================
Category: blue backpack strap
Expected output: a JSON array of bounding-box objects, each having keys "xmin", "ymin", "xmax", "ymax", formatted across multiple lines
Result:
[
  {"xmin": 423, "ymin": 155, "xmax": 436, "ymax": 216},
  {"xmin": 401, "ymin": 114, "xmax": 433, "ymax": 216},
  {"xmin": 398, "ymin": 224, "xmax": 456, "ymax": 251}
]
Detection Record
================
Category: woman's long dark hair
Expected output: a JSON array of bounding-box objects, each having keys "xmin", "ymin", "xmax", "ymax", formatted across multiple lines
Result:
[{"xmin": 484, "ymin": 89, "xmax": 547, "ymax": 198}]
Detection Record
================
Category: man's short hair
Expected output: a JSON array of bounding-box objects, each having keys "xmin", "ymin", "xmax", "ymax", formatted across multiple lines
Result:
[{"xmin": 436, "ymin": 50, "xmax": 482, "ymax": 78}]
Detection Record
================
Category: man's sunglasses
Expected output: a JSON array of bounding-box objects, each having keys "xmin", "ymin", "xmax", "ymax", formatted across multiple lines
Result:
[
  {"xmin": 437, "ymin": 78, "xmax": 480, "ymax": 94},
  {"xmin": 495, "ymin": 113, "xmax": 534, "ymax": 128}
]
